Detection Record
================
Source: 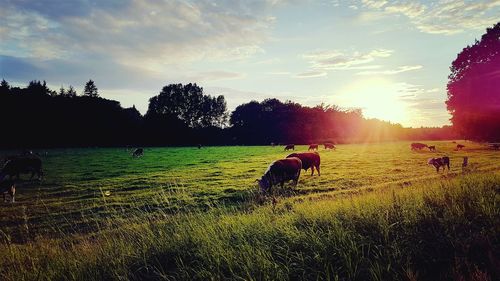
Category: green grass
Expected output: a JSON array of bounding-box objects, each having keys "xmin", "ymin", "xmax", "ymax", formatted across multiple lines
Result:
[{"xmin": 1, "ymin": 141, "xmax": 499, "ymax": 280}]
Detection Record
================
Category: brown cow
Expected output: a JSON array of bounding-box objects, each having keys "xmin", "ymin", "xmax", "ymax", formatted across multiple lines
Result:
[
  {"xmin": 286, "ymin": 152, "xmax": 321, "ymax": 176},
  {"xmin": 411, "ymin": 143, "xmax": 428, "ymax": 150},
  {"xmin": 456, "ymin": 144, "xmax": 465, "ymax": 150},
  {"xmin": 324, "ymin": 143, "xmax": 336, "ymax": 150},
  {"xmin": 308, "ymin": 144, "xmax": 319, "ymax": 151},
  {"xmin": 257, "ymin": 157, "xmax": 302, "ymax": 193},
  {"xmin": 428, "ymin": 146, "xmax": 436, "ymax": 151},
  {"xmin": 284, "ymin": 144, "xmax": 295, "ymax": 151}
]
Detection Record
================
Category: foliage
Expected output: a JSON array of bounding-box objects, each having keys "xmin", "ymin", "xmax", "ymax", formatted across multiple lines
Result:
[
  {"xmin": 146, "ymin": 83, "xmax": 228, "ymax": 128},
  {"xmin": 0, "ymin": 79, "xmax": 456, "ymax": 148},
  {"xmin": 446, "ymin": 22, "xmax": 500, "ymax": 141},
  {"xmin": 83, "ymin": 79, "xmax": 99, "ymax": 98}
]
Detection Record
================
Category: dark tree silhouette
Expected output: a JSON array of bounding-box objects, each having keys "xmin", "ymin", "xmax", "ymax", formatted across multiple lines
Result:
[
  {"xmin": 83, "ymin": 79, "xmax": 99, "ymax": 98},
  {"xmin": 67, "ymin": 85, "xmax": 77, "ymax": 97},
  {"xmin": 146, "ymin": 83, "xmax": 227, "ymax": 128},
  {"xmin": 0, "ymin": 79, "xmax": 10, "ymax": 95},
  {"xmin": 58, "ymin": 86, "xmax": 66, "ymax": 96},
  {"xmin": 446, "ymin": 22, "xmax": 500, "ymax": 141},
  {"xmin": 0, "ymin": 78, "xmax": 456, "ymax": 148}
]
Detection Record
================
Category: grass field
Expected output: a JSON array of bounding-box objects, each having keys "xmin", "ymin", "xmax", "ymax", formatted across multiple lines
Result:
[{"xmin": 1, "ymin": 141, "xmax": 499, "ymax": 280}]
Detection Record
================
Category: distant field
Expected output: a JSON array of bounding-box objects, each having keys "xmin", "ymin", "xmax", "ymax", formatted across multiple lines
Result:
[{"xmin": 1, "ymin": 141, "xmax": 500, "ymax": 240}]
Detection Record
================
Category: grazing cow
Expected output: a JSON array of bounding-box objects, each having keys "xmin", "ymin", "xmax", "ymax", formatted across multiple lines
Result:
[
  {"xmin": 428, "ymin": 146, "xmax": 436, "ymax": 151},
  {"xmin": 286, "ymin": 152, "xmax": 321, "ymax": 176},
  {"xmin": 257, "ymin": 157, "xmax": 302, "ymax": 193},
  {"xmin": 411, "ymin": 143, "xmax": 428, "ymax": 150},
  {"xmin": 456, "ymin": 144, "xmax": 465, "ymax": 150},
  {"xmin": 427, "ymin": 156, "xmax": 450, "ymax": 172},
  {"xmin": 0, "ymin": 179, "xmax": 16, "ymax": 203},
  {"xmin": 132, "ymin": 148, "xmax": 144, "ymax": 157},
  {"xmin": 197, "ymin": 144, "xmax": 202, "ymax": 149},
  {"xmin": 324, "ymin": 143, "xmax": 336, "ymax": 150},
  {"xmin": 1, "ymin": 156, "xmax": 43, "ymax": 180},
  {"xmin": 284, "ymin": 144, "xmax": 295, "ymax": 151},
  {"xmin": 308, "ymin": 144, "xmax": 319, "ymax": 151}
]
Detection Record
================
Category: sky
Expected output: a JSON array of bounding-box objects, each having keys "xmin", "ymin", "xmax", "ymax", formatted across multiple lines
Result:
[{"xmin": 1, "ymin": 0, "xmax": 499, "ymax": 127}]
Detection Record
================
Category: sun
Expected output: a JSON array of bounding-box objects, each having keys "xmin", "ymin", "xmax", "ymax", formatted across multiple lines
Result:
[{"xmin": 337, "ymin": 78, "xmax": 409, "ymax": 124}]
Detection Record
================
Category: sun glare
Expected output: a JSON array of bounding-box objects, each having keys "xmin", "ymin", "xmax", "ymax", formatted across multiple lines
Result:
[{"xmin": 337, "ymin": 78, "xmax": 409, "ymax": 124}]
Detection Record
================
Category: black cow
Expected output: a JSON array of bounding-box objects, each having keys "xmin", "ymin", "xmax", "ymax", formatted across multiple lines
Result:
[
  {"xmin": 284, "ymin": 144, "xmax": 295, "ymax": 151},
  {"xmin": 427, "ymin": 156, "xmax": 450, "ymax": 172},
  {"xmin": 132, "ymin": 148, "xmax": 144, "ymax": 157},
  {"xmin": 0, "ymin": 156, "xmax": 43, "ymax": 180},
  {"xmin": 287, "ymin": 152, "xmax": 321, "ymax": 176},
  {"xmin": 257, "ymin": 157, "xmax": 302, "ymax": 193}
]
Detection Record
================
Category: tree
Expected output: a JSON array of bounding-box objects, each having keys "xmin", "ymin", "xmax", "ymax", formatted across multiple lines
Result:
[
  {"xmin": 58, "ymin": 86, "xmax": 66, "ymax": 96},
  {"xmin": 67, "ymin": 85, "xmax": 77, "ymax": 97},
  {"xmin": 146, "ymin": 83, "xmax": 227, "ymax": 128},
  {"xmin": 27, "ymin": 80, "xmax": 52, "ymax": 96},
  {"xmin": 83, "ymin": 79, "xmax": 99, "ymax": 97},
  {"xmin": 0, "ymin": 79, "xmax": 10, "ymax": 95},
  {"xmin": 446, "ymin": 22, "xmax": 500, "ymax": 141}
]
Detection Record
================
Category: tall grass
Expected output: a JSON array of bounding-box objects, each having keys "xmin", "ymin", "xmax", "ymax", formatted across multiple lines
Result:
[{"xmin": 1, "ymin": 172, "xmax": 498, "ymax": 281}]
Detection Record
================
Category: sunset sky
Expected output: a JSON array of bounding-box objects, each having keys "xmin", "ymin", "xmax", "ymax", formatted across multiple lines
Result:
[{"xmin": 1, "ymin": 0, "xmax": 499, "ymax": 127}]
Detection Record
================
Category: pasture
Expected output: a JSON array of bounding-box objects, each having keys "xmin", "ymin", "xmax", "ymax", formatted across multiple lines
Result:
[{"xmin": 1, "ymin": 141, "xmax": 499, "ymax": 280}]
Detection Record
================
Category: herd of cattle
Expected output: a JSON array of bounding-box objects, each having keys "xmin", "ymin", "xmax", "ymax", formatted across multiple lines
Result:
[
  {"xmin": 257, "ymin": 142, "xmax": 474, "ymax": 193},
  {"xmin": 0, "ymin": 141, "xmax": 484, "ymax": 202}
]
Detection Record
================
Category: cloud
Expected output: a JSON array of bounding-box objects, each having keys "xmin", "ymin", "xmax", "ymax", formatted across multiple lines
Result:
[
  {"xmin": 359, "ymin": 0, "xmax": 500, "ymax": 35},
  {"xmin": 295, "ymin": 71, "xmax": 327, "ymax": 78},
  {"xmin": 356, "ymin": 65, "xmax": 423, "ymax": 75},
  {"xmin": 189, "ymin": 71, "xmax": 245, "ymax": 82},
  {"xmin": 0, "ymin": 0, "xmax": 279, "ymax": 67},
  {"xmin": 302, "ymin": 49, "xmax": 393, "ymax": 70}
]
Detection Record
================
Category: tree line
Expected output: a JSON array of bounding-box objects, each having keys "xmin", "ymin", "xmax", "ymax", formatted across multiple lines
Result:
[{"xmin": 0, "ymin": 79, "xmax": 457, "ymax": 148}]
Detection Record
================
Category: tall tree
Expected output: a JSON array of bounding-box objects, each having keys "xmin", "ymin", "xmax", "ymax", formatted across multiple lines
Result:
[
  {"xmin": 58, "ymin": 86, "xmax": 66, "ymax": 96},
  {"xmin": 27, "ymin": 80, "xmax": 52, "ymax": 96},
  {"xmin": 446, "ymin": 22, "xmax": 500, "ymax": 141},
  {"xmin": 67, "ymin": 85, "xmax": 77, "ymax": 97},
  {"xmin": 83, "ymin": 79, "xmax": 99, "ymax": 98},
  {"xmin": 0, "ymin": 79, "xmax": 10, "ymax": 95},
  {"xmin": 146, "ymin": 83, "xmax": 227, "ymax": 128}
]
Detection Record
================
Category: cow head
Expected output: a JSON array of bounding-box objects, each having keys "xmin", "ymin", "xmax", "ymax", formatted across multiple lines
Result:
[{"xmin": 256, "ymin": 177, "xmax": 270, "ymax": 193}]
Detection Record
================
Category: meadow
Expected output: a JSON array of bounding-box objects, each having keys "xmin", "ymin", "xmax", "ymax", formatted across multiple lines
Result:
[{"xmin": 0, "ymin": 141, "xmax": 499, "ymax": 280}]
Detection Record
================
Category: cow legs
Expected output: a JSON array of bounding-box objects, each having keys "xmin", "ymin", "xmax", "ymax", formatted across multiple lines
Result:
[
  {"xmin": 294, "ymin": 170, "xmax": 301, "ymax": 186},
  {"xmin": 316, "ymin": 165, "xmax": 320, "ymax": 176},
  {"xmin": 310, "ymin": 166, "xmax": 314, "ymax": 176}
]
